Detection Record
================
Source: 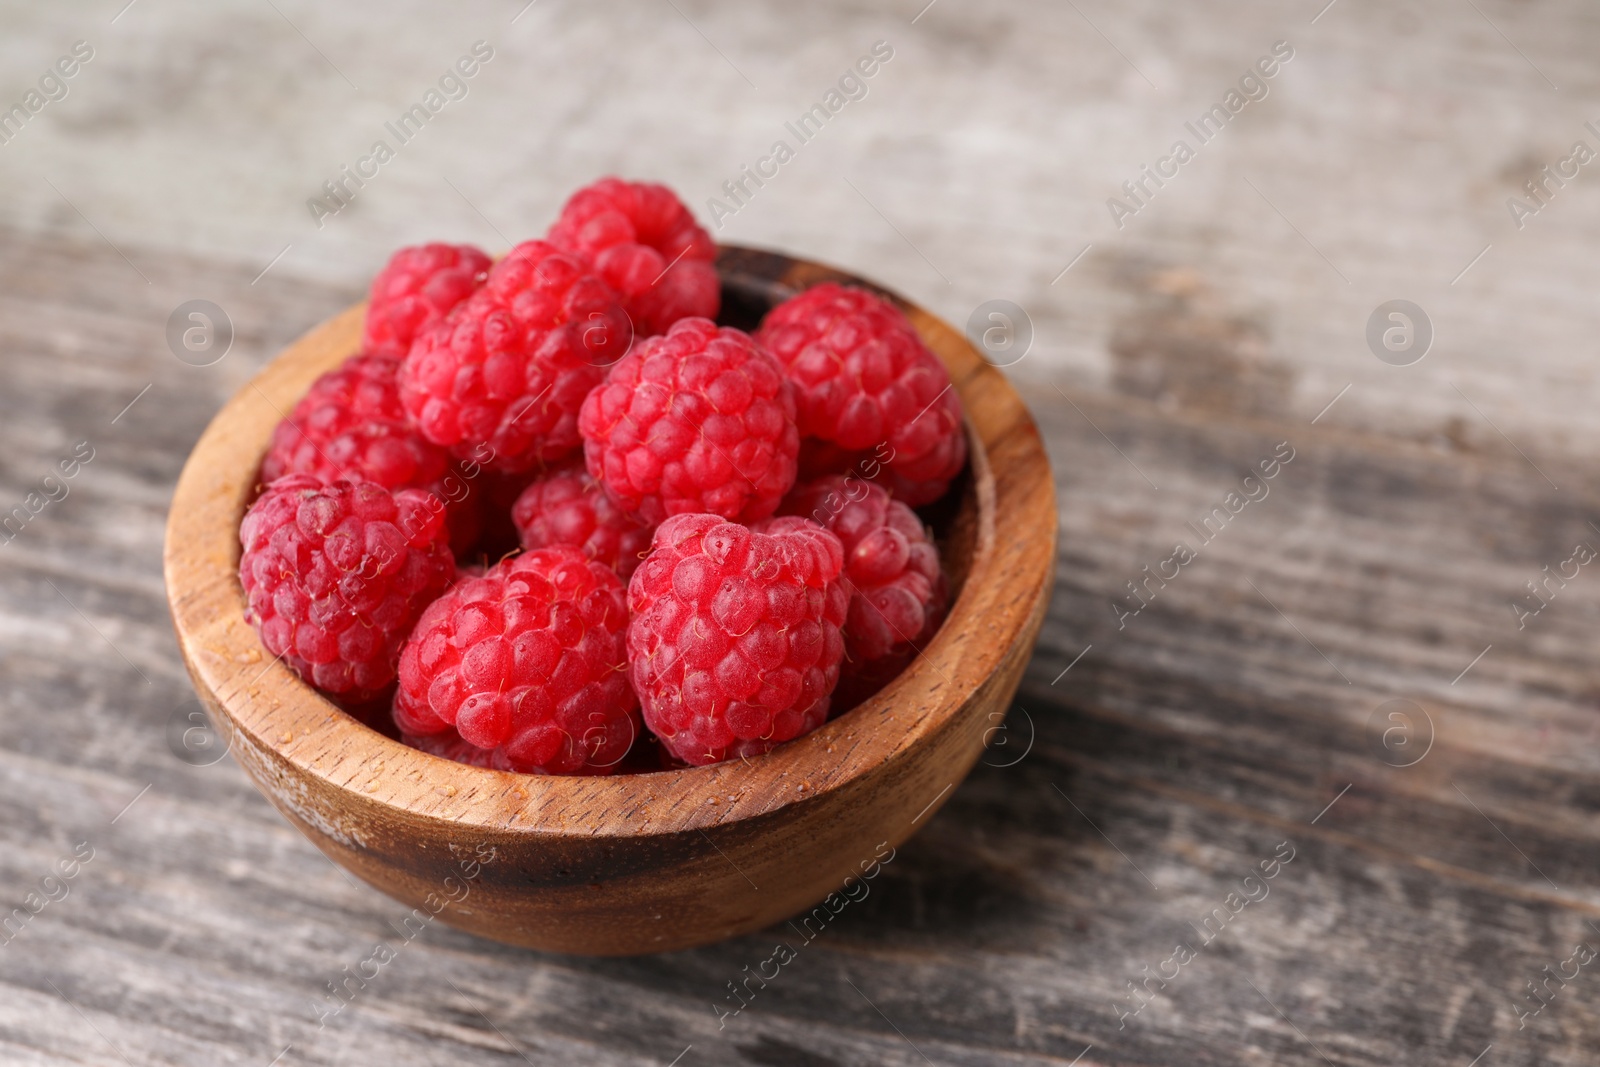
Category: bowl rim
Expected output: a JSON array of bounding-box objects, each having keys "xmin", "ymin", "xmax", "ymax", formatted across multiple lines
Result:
[{"xmin": 163, "ymin": 243, "xmax": 1056, "ymax": 841}]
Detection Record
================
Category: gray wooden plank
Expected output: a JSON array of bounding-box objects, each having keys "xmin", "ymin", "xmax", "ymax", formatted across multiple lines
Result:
[{"xmin": 0, "ymin": 13, "xmax": 1599, "ymax": 1047}]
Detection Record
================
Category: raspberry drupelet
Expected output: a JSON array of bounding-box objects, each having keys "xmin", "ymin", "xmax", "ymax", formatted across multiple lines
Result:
[
  {"xmin": 782, "ymin": 475, "xmax": 947, "ymax": 707},
  {"xmin": 547, "ymin": 176, "xmax": 719, "ymax": 336},
  {"xmin": 579, "ymin": 317, "xmax": 800, "ymax": 525},
  {"xmin": 627, "ymin": 513, "xmax": 848, "ymax": 766},
  {"xmin": 363, "ymin": 243, "xmax": 491, "ymax": 358},
  {"xmin": 239, "ymin": 475, "xmax": 457, "ymax": 704},
  {"xmin": 394, "ymin": 546, "xmax": 639, "ymax": 775},
  {"xmin": 398, "ymin": 240, "xmax": 634, "ymax": 475},
  {"xmin": 755, "ymin": 282, "xmax": 966, "ymax": 506},
  {"xmin": 511, "ymin": 464, "xmax": 655, "ymax": 580}
]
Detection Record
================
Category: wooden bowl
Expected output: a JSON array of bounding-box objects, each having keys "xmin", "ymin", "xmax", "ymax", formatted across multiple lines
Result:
[{"xmin": 163, "ymin": 246, "xmax": 1057, "ymax": 956}]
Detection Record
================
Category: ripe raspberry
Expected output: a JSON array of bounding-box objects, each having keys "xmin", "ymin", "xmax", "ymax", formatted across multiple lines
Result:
[
  {"xmin": 394, "ymin": 546, "xmax": 638, "ymax": 775},
  {"xmin": 579, "ymin": 318, "xmax": 799, "ymax": 525},
  {"xmin": 756, "ymin": 282, "xmax": 966, "ymax": 506},
  {"xmin": 547, "ymin": 177, "xmax": 719, "ymax": 336},
  {"xmin": 627, "ymin": 513, "xmax": 848, "ymax": 766},
  {"xmin": 511, "ymin": 464, "xmax": 655, "ymax": 580},
  {"xmin": 363, "ymin": 243, "xmax": 491, "ymax": 357},
  {"xmin": 398, "ymin": 240, "xmax": 633, "ymax": 475},
  {"xmin": 260, "ymin": 350, "xmax": 482, "ymax": 554},
  {"xmin": 782, "ymin": 476, "xmax": 947, "ymax": 706},
  {"xmin": 239, "ymin": 475, "xmax": 457, "ymax": 704}
]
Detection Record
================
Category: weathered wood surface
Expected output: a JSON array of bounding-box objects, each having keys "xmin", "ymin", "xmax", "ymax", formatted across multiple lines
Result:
[
  {"xmin": 7, "ymin": 234, "xmax": 1600, "ymax": 1066},
  {"xmin": 5, "ymin": 0, "xmax": 1600, "ymax": 1063}
]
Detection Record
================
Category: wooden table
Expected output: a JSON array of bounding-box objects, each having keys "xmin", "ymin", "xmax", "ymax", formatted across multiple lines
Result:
[
  {"xmin": 3, "ymin": 223, "xmax": 1598, "ymax": 1067},
  {"xmin": 4, "ymin": 0, "xmax": 1600, "ymax": 1062}
]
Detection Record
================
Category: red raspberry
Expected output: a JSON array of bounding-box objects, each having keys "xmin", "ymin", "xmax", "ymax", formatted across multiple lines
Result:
[
  {"xmin": 260, "ymin": 350, "xmax": 482, "ymax": 554},
  {"xmin": 263, "ymin": 351, "xmax": 447, "ymax": 490},
  {"xmin": 363, "ymin": 243, "xmax": 491, "ymax": 357},
  {"xmin": 511, "ymin": 464, "xmax": 655, "ymax": 580},
  {"xmin": 756, "ymin": 282, "xmax": 966, "ymax": 506},
  {"xmin": 579, "ymin": 318, "xmax": 799, "ymax": 525},
  {"xmin": 394, "ymin": 546, "xmax": 638, "ymax": 775},
  {"xmin": 782, "ymin": 476, "xmax": 947, "ymax": 706},
  {"xmin": 627, "ymin": 513, "xmax": 848, "ymax": 766},
  {"xmin": 398, "ymin": 240, "xmax": 633, "ymax": 475},
  {"xmin": 547, "ymin": 177, "xmax": 719, "ymax": 336},
  {"xmin": 239, "ymin": 475, "xmax": 457, "ymax": 704}
]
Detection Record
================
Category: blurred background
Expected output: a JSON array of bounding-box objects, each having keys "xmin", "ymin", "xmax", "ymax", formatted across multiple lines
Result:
[{"xmin": 4, "ymin": 1, "xmax": 1600, "ymax": 1064}]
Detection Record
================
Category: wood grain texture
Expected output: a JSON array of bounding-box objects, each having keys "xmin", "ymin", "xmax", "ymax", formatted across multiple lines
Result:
[
  {"xmin": 0, "ymin": 0, "xmax": 1594, "ymax": 1041},
  {"xmin": 7, "ymin": 0, "xmax": 1600, "ymax": 469},
  {"xmin": 160, "ymin": 246, "xmax": 1056, "ymax": 956},
  {"xmin": 7, "ymin": 217, "xmax": 1600, "ymax": 1066}
]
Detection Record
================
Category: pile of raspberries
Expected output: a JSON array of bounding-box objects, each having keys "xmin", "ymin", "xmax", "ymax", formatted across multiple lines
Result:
[{"xmin": 240, "ymin": 177, "xmax": 965, "ymax": 773}]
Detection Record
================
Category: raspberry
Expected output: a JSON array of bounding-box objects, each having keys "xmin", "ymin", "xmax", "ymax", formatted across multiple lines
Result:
[
  {"xmin": 579, "ymin": 318, "xmax": 799, "ymax": 525},
  {"xmin": 398, "ymin": 240, "xmax": 633, "ymax": 475},
  {"xmin": 756, "ymin": 282, "xmax": 966, "ymax": 506},
  {"xmin": 394, "ymin": 546, "xmax": 638, "ymax": 775},
  {"xmin": 547, "ymin": 177, "xmax": 719, "ymax": 336},
  {"xmin": 260, "ymin": 350, "xmax": 482, "ymax": 554},
  {"xmin": 627, "ymin": 513, "xmax": 848, "ymax": 766},
  {"xmin": 363, "ymin": 243, "xmax": 491, "ymax": 358},
  {"xmin": 239, "ymin": 475, "xmax": 457, "ymax": 704},
  {"xmin": 511, "ymin": 464, "xmax": 655, "ymax": 580},
  {"xmin": 782, "ymin": 476, "xmax": 947, "ymax": 706}
]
